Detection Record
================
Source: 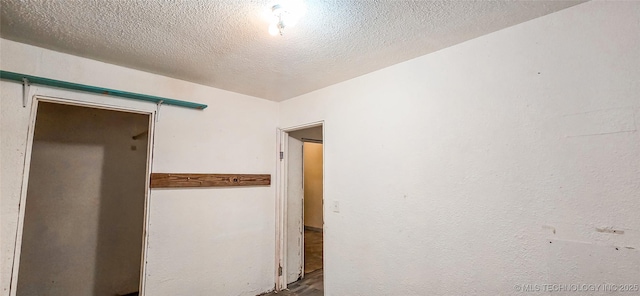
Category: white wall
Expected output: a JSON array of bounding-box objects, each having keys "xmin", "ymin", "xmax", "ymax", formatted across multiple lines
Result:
[
  {"xmin": 18, "ymin": 103, "xmax": 148, "ymax": 295},
  {"xmin": 303, "ymin": 142, "xmax": 323, "ymax": 230},
  {"xmin": 279, "ymin": 2, "xmax": 640, "ymax": 295},
  {"xmin": 0, "ymin": 39, "xmax": 278, "ymax": 296}
]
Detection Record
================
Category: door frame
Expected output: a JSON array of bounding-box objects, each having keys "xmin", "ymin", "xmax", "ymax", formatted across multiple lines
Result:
[
  {"xmin": 275, "ymin": 121, "xmax": 324, "ymax": 291},
  {"xmin": 9, "ymin": 95, "xmax": 157, "ymax": 296}
]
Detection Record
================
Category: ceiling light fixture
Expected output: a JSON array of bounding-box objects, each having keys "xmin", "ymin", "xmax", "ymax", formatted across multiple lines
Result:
[{"xmin": 267, "ymin": 1, "xmax": 306, "ymax": 36}]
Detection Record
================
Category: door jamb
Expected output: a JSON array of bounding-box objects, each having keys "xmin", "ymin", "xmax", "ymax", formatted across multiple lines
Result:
[
  {"xmin": 9, "ymin": 95, "xmax": 157, "ymax": 296},
  {"xmin": 275, "ymin": 121, "xmax": 324, "ymax": 291}
]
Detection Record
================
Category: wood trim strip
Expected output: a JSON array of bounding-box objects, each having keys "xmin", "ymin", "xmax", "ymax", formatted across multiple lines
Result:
[{"xmin": 150, "ymin": 173, "xmax": 271, "ymax": 188}]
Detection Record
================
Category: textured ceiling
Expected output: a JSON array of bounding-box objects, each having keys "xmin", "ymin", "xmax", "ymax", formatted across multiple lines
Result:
[{"xmin": 1, "ymin": 0, "xmax": 585, "ymax": 101}]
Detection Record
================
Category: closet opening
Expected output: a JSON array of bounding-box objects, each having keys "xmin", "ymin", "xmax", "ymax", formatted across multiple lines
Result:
[{"xmin": 12, "ymin": 99, "xmax": 153, "ymax": 296}]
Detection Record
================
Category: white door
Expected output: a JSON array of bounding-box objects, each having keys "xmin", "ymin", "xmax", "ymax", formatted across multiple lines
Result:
[{"xmin": 286, "ymin": 136, "xmax": 304, "ymax": 284}]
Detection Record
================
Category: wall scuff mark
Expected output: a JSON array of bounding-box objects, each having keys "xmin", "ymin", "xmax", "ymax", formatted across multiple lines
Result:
[
  {"xmin": 542, "ymin": 225, "xmax": 556, "ymax": 235},
  {"xmin": 596, "ymin": 227, "xmax": 625, "ymax": 235}
]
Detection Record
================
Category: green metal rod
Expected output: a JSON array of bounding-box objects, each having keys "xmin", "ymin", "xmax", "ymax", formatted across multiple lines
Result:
[{"xmin": 0, "ymin": 70, "xmax": 208, "ymax": 110}]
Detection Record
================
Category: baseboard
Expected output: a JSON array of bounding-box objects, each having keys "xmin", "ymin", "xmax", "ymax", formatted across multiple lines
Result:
[{"xmin": 304, "ymin": 225, "xmax": 323, "ymax": 232}]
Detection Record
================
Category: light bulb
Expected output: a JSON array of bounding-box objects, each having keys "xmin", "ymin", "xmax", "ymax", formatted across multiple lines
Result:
[
  {"xmin": 280, "ymin": 0, "xmax": 306, "ymax": 18},
  {"xmin": 268, "ymin": 23, "xmax": 280, "ymax": 36},
  {"xmin": 272, "ymin": 4, "xmax": 284, "ymax": 15},
  {"xmin": 267, "ymin": 1, "xmax": 306, "ymax": 36},
  {"xmin": 281, "ymin": 12, "xmax": 299, "ymax": 27}
]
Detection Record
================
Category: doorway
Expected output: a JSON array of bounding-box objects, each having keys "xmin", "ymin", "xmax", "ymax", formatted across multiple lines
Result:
[
  {"xmin": 301, "ymin": 140, "xmax": 323, "ymax": 275},
  {"xmin": 12, "ymin": 99, "xmax": 153, "ymax": 296},
  {"xmin": 274, "ymin": 123, "xmax": 324, "ymax": 295}
]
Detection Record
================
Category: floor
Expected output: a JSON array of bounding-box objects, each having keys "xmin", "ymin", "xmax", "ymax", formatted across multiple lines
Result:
[
  {"xmin": 261, "ymin": 229, "xmax": 324, "ymax": 296},
  {"xmin": 304, "ymin": 229, "xmax": 323, "ymax": 274},
  {"xmin": 261, "ymin": 269, "xmax": 323, "ymax": 296}
]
